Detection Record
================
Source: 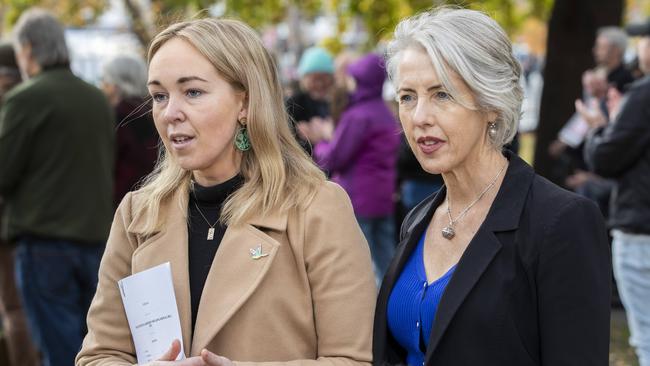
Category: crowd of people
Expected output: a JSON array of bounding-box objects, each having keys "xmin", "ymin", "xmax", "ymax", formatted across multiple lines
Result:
[
  {"xmin": 0, "ymin": 4, "xmax": 648, "ymax": 366},
  {"xmin": 548, "ymin": 19, "xmax": 650, "ymax": 366}
]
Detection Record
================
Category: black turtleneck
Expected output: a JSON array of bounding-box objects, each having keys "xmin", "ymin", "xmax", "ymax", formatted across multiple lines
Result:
[{"xmin": 188, "ymin": 174, "xmax": 243, "ymax": 333}]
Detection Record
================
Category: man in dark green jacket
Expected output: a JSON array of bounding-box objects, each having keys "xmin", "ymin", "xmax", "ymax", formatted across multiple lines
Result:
[{"xmin": 0, "ymin": 9, "xmax": 114, "ymax": 366}]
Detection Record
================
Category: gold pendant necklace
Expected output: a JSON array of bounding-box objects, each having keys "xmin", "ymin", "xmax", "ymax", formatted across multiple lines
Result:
[
  {"xmin": 442, "ymin": 162, "xmax": 507, "ymax": 240},
  {"xmin": 193, "ymin": 201, "xmax": 220, "ymax": 240}
]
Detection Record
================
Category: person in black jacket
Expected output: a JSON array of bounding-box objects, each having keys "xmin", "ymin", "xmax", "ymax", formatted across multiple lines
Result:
[
  {"xmin": 585, "ymin": 20, "xmax": 650, "ymax": 366},
  {"xmin": 374, "ymin": 8, "xmax": 612, "ymax": 366}
]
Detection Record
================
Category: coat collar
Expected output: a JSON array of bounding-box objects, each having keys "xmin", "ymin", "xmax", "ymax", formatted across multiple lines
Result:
[
  {"xmin": 376, "ymin": 151, "xmax": 536, "ymax": 364},
  {"xmin": 126, "ymin": 188, "xmax": 288, "ymax": 356},
  {"xmin": 425, "ymin": 151, "xmax": 535, "ymax": 362},
  {"xmin": 400, "ymin": 151, "xmax": 534, "ymax": 237},
  {"xmin": 127, "ymin": 189, "xmax": 289, "ymax": 237}
]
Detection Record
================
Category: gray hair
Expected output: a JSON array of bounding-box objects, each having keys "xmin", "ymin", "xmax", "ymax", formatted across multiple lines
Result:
[
  {"xmin": 597, "ymin": 26, "xmax": 628, "ymax": 53},
  {"xmin": 386, "ymin": 7, "xmax": 523, "ymax": 149},
  {"xmin": 102, "ymin": 54, "xmax": 148, "ymax": 99},
  {"xmin": 12, "ymin": 8, "xmax": 69, "ymax": 68}
]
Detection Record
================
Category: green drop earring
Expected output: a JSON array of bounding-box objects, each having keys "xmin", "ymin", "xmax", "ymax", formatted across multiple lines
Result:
[{"xmin": 235, "ymin": 117, "xmax": 251, "ymax": 152}]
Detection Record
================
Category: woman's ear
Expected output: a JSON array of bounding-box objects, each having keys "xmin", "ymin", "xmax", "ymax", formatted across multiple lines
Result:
[
  {"xmin": 486, "ymin": 110, "xmax": 498, "ymax": 123},
  {"xmin": 238, "ymin": 109, "xmax": 248, "ymax": 121},
  {"xmin": 238, "ymin": 94, "xmax": 249, "ymax": 121}
]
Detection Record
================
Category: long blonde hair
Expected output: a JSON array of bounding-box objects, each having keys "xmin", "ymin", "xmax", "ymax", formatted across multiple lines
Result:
[{"xmin": 137, "ymin": 18, "xmax": 325, "ymax": 234}]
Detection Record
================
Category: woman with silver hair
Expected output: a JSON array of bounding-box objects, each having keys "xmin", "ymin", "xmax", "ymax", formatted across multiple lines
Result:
[
  {"xmin": 101, "ymin": 54, "xmax": 158, "ymax": 206},
  {"xmin": 373, "ymin": 7, "xmax": 611, "ymax": 366}
]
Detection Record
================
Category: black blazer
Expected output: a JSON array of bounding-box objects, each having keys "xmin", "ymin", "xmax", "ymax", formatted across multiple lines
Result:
[{"xmin": 373, "ymin": 152, "xmax": 611, "ymax": 366}]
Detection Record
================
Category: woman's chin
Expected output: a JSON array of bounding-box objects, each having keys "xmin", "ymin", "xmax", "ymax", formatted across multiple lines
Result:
[
  {"xmin": 417, "ymin": 158, "xmax": 449, "ymax": 175},
  {"xmin": 174, "ymin": 157, "xmax": 201, "ymax": 172}
]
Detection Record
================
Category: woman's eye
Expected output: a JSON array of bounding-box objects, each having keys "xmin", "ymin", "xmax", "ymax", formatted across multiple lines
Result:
[
  {"xmin": 186, "ymin": 89, "xmax": 203, "ymax": 98},
  {"xmin": 151, "ymin": 93, "xmax": 167, "ymax": 103},
  {"xmin": 398, "ymin": 94, "xmax": 415, "ymax": 104},
  {"xmin": 434, "ymin": 91, "xmax": 451, "ymax": 101}
]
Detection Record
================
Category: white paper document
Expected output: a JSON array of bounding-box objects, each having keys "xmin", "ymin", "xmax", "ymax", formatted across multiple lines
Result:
[
  {"xmin": 118, "ymin": 262, "xmax": 185, "ymax": 364},
  {"xmin": 558, "ymin": 112, "xmax": 590, "ymax": 148}
]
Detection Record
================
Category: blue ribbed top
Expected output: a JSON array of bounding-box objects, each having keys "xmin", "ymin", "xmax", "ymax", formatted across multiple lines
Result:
[{"xmin": 387, "ymin": 232, "xmax": 456, "ymax": 366}]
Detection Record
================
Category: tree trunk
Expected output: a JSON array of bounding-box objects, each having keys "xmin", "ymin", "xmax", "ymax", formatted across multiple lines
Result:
[
  {"xmin": 123, "ymin": 0, "xmax": 152, "ymax": 48},
  {"xmin": 287, "ymin": 4, "xmax": 303, "ymax": 74},
  {"xmin": 533, "ymin": 0, "xmax": 624, "ymax": 183}
]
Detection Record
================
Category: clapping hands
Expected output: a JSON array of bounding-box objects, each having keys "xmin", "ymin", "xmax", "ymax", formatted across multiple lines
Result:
[
  {"xmin": 575, "ymin": 86, "xmax": 624, "ymax": 129},
  {"xmin": 574, "ymin": 98, "xmax": 607, "ymax": 129},
  {"xmin": 296, "ymin": 117, "xmax": 334, "ymax": 144}
]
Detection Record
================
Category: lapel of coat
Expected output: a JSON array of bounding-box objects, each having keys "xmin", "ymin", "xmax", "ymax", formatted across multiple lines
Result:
[
  {"xmin": 374, "ymin": 189, "xmax": 444, "ymax": 363},
  {"xmin": 127, "ymin": 192, "xmax": 193, "ymax": 357},
  {"xmin": 189, "ymin": 210, "xmax": 287, "ymax": 355},
  {"xmin": 423, "ymin": 151, "xmax": 536, "ymax": 363}
]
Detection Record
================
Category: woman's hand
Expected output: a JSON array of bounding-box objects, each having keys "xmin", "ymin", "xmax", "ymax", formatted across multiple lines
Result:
[
  {"xmin": 158, "ymin": 339, "xmax": 183, "ymax": 362},
  {"xmin": 200, "ymin": 349, "xmax": 234, "ymax": 366},
  {"xmin": 145, "ymin": 341, "xmax": 235, "ymax": 366},
  {"xmin": 144, "ymin": 339, "xmax": 206, "ymax": 365}
]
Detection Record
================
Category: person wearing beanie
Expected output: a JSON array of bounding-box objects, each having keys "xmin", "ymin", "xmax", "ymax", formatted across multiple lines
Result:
[
  {"xmin": 298, "ymin": 47, "xmax": 335, "ymax": 73},
  {"xmin": 286, "ymin": 47, "xmax": 335, "ymax": 155},
  {"xmin": 0, "ymin": 40, "xmax": 41, "ymax": 366}
]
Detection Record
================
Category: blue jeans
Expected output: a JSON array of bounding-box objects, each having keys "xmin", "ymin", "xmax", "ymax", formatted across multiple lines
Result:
[
  {"xmin": 14, "ymin": 238, "xmax": 104, "ymax": 366},
  {"xmin": 357, "ymin": 216, "xmax": 395, "ymax": 284},
  {"xmin": 612, "ymin": 230, "xmax": 650, "ymax": 366}
]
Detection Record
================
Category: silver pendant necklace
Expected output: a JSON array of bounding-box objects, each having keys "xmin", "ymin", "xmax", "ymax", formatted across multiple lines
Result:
[
  {"xmin": 442, "ymin": 162, "xmax": 508, "ymax": 240},
  {"xmin": 193, "ymin": 201, "xmax": 220, "ymax": 240}
]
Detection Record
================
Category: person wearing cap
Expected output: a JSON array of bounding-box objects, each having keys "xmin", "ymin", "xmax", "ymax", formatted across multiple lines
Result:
[
  {"xmin": 0, "ymin": 40, "xmax": 40, "ymax": 366},
  {"xmin": 286, "ymin": 47, "xmax": 335, "ymax": 155},
  {"xmin": 0, "ymin": 9, "xmax": 114, "ymax": 366},
  {"xmin": 585, "ymin": 18, "xmax": 650, "ymax": 366}
]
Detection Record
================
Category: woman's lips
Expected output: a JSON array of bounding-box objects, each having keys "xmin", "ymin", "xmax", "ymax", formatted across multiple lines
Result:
[
  {"xmin": 169, "ymin": 134, "xmax": 195, "ymax": 150},
  {"xmin": 417, "ymin": 136, "xmax": 445, "ymax": 154}
]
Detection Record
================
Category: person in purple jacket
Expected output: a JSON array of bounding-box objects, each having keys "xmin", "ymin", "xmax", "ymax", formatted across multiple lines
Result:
[{"xmin": 313, "ymin": 53, "xmax": 400, "ymax": 282}]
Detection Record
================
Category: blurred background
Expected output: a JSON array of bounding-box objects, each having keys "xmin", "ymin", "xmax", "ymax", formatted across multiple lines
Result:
[{"xmin": 1, "ymin": 0, "xmax": 649, "ymax": 176}]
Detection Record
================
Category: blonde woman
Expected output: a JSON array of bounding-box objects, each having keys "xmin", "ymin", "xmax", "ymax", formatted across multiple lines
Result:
[{"xmin": 76, "ymin": 18, "xmax": 376, "ymax": 366}]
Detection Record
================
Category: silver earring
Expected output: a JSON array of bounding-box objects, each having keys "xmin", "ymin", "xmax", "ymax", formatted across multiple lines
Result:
[{"xmin": 488, "ymin": 122, "xmax": 498, "ymax": 140}]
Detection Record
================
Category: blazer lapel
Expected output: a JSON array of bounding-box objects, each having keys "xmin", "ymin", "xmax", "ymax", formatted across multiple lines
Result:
[
  {"xmin": 374, "ymin": 189, "xmax": 444, "ymax": 364},
  {"xmin": 128, "ymin": 194, "xmax": 193, "ymax": 357},
  {"xmin": 190, "ymin": 212, "xmax": 286, "ymax": 355},
  {"xmin": 423, "ymin": 226, "xmax": 502, "ymax": 359},
  {"xmin": 381, "ymin": 189, "xmax": 443, "ymax": 300},
  {"xmin": 424, "ymin": 151, "xmax": 536, "ymax": 362}
]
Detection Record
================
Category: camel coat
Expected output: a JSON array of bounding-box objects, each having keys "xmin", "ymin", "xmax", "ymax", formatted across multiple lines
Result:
[{"xmin": 76, "ymin": 181, "xmax": 376, "ymax": 366}]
